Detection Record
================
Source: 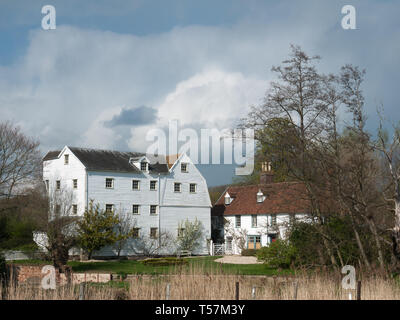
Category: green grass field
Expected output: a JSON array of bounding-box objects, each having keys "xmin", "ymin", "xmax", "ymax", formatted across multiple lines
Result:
[
  {"xmin": 7, "ymin": 256, "xmax": 293, "ymax": 276},
  {"xmin": 68, "ymin": 256, "xmax": 292, "ymax": 275}
]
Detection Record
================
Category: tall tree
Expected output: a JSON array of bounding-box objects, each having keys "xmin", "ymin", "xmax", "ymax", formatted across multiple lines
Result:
[{"xmin": 0, "ymin": 121, "xmax": 41, "ymax": 199}]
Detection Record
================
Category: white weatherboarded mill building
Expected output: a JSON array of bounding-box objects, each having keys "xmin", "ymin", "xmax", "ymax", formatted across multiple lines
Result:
[{"xmin": 40, "ymin": 146, "xmax": 212, "ymax": 257}]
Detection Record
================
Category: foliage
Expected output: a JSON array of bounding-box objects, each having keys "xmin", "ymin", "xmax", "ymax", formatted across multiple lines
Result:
[
  {"xmin": 176, "ymin": 218, "xmax": 204, "ymax": 252},
  {"xmin": 256, "ymin": 239, "xmax": 297, "ymax": 269},
  {"xmin": 0, "ymin": 252, "xmax": 6, "ymax": 279},
  {"xmin": 241, "ymin": 249, "xmax": 258, "ymax": 256},
  {"xmin": 76, "ymin": 201, "xmax": 121, "ymax": 259}
]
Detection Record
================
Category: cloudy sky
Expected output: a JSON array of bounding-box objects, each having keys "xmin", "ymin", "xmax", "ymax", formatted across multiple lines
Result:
[{"xmin": 0, "ymin": 0, "xmax": 399, "ymax": 186}]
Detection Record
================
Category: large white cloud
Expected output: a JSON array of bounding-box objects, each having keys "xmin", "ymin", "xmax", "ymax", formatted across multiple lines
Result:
[{"xmin": 0, "ymin": 0, "xmax": 399, "ymax": 161}]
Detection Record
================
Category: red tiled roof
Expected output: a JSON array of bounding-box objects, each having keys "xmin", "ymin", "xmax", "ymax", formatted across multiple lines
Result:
[{"xmin": 212, "ymin": 182, "xmax": 311, "ymax": 216}]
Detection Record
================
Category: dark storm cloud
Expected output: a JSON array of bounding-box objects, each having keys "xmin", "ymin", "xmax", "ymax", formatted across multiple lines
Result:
[{"xmin": 105, "ymin": 106, "xmax": 158, "ymax": 127}]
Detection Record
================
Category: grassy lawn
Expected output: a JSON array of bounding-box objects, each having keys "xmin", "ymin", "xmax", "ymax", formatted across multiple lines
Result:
[
  {"xmin": 7, "ymin": 256, "xmax": 293, "ymax": 276},
  {"xmin": 67, "ymin": 256, "xmax": 293, "ymax": 276}
]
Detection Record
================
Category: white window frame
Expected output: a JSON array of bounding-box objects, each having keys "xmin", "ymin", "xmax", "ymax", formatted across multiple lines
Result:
[
  {"xmin": 73, "ymin": 179, "xmax": 78, "ymax": 189},
  {"xmin": 150, "ymin": 205, "xmax": 158, "ymax": 216},
  {"xmin": 132, "ymin": 180, "xmax": 140, "ymax": 190},
  {"xmin": 56, "ymin": 180, "xmax": 61, "ymax": 190},
  {"xmin": 150, "ymin": 227, "xmax": 158, "ymax": 239},
  {"xmin": 251, "ymin": 215, "xmax": 257, "ymax": 228},
  {"xmin": 72, "ymin": 204, "xmax": 78, "ymax": 215},
  {"xmin": 105, "ymin": 178, "xmax": 114, "ymax": 189},
  {"xmin": 132, "ymin": 204, "xmax": 140, "ymax": 215},
  {"xmin": 181, "ymin": 163, "xmax": 188, "ymax": 173},
  {"xmin": 105, "ymin": 204, "xmax": 114, "ymax": 213},
  {"xmin": 235, "ymin": 215, "xmax": 241, "ymax": 228},
  {"xmin": 150, "ymin": 180, "xmax": 157, "ymax": 191},
  {"xmin": 64, "ymin": 154, "xmax": 69, "ymax": 165},
  {"xmin": 132, "ymin": 228, "xmax": 140, "ymax": 239},
  {"xmin": 140, "ymin": 161, "xmax": 148, "ymax": 171},
  {"xmin": 174, "ymin": 182, "xmax": 181, "ymax": 193},
  {"xmin": 189, "ymin": 183, "xmax": 197, "ymax": 193}
]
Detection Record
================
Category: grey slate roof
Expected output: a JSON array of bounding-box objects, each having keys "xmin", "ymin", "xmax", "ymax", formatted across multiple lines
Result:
[{"xmin": 43, "ymin": 147, "xmax": 170, "ymax": 173}]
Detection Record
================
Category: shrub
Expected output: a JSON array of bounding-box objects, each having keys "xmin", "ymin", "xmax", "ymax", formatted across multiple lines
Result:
[
  {"xmin": 0, "ymin": 252, "xmax": 6, "ymax": 280},
  {"xmin": 141, "ymin": 257, "xmax": 188, "ymax": 267},
  {"xmin": 241, "ymin": 249, "xmax": 258, "ymax": 256},
  {"xmin": 256, "ymin": 239, "xmax": 296, "ymax": 269}
]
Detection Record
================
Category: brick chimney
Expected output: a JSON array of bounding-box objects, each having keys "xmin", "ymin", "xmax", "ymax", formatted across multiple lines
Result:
[{"xmin": 260, "ymin": 161, "xmax": 274, "ymax": 184}]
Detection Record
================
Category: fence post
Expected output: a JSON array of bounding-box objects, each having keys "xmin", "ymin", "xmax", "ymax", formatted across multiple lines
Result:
[
  {"xmin": 235, "ymin": 282, "xmax": 239, "ymax": 300},
  {"xmin": 166, "ymin": 283, "xmax": 170, "ymax": 300},
  {"xmin": 293, "ymin": 281, "xmax": 298, "ymax": 300},
  {"xmin": 357, "ymin": 281, "xmax": 361, "ymax": 300},
  {"xmin": 251, "ymin": 286, "xmax": 256, "ymax": 300},
  {"xmin": 79, "ymin": 283, "xmax": 85, "ymax": 300}
]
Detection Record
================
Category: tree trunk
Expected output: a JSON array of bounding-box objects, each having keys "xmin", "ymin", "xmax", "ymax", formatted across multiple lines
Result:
[
  {"xmin": 392, "ymin": 197, "xmax": 400, "ymax": 268},
  {"xmin": 364, "ymin": 216, "xmax": 385, "ymax": 270}
]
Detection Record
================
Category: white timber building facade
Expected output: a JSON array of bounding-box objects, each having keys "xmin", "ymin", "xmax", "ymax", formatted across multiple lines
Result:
[{"xmin": 41, "ymin": 146, "xmax": 212, "ymax": 257}]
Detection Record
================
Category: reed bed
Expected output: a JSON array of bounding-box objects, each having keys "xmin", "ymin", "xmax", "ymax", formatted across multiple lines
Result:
[{"xmin": 2, "ymin": 263, "xmax": 400, "ymax": 300}]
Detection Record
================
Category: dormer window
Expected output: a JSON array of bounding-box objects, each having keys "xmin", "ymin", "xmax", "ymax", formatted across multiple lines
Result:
[
  {"xmin": 140, "ymin": 161, "xmax": 148, "ymax": 171},
  {"xmin": 181, "ymin": 163, "xmax": 188, "ymax": 173},
  {"xmin": 257, "ymin": 189, "xmax": 265, "ymax": 203},
  {"xmin": 64, "ymin": 154, "xmax": 69, "ymax": 165},
  {"xmin": 224, "ymin": 192, "xmax": 232, "ymax": 205}
]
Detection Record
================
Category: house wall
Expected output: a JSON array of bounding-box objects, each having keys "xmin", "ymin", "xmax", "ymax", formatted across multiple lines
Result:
[
  {"xmin": 224, "ymin": 213, "xmax": 308, "ymax": 255},
  {"xmin": 41, "ymin": 150, "xmax": 211, "ymax": 257},
  {"xmin": 42, "ymin": 147, "xmax": 87, "ymax": 216}
]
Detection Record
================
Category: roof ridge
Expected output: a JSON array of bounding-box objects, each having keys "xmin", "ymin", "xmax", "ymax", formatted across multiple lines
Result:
[{"xmin": 68, "ymin": 146, "xmax": 144, "ymax": 155}]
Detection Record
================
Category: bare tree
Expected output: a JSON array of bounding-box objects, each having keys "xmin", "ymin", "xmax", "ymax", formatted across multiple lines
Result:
[
  {"xmin": 375, "ymin": 109, "xmax": 400, "ymax": 269},
  {"xmin": 113, "ymin": 209, "xmax": 137, "ymax": 258},
  {"xmin": 0, "ymin": 121, "xmax": 41, "ymax": 199},
  {"xmin": 127, "ymin": 229, "xmax": 175, "ymax": 257},
  {"xmin": 224, "ymin": 220, "xmax": 248, "ymax": 253},
  {"xmin": 35, "ymin": 185, "xmax": 78, "ymax": 273}
]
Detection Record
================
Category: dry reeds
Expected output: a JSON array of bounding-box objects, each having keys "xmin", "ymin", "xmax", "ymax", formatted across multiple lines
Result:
[{"xmin": 1, "ymin": 264, "xmax": 400, "ymax": 300}]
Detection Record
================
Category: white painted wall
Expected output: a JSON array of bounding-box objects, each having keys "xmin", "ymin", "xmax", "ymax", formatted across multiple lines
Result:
[
  {"xmin": 42, "ymin": 146, "xmax": 87, "ymax": 216},
  {"xmin": 41, "ymin": 149, "xmax": 211, "ymax": 256},
  {"xmin": 224, "ymin": 213, "xmax": 308, "ymax": 255}
]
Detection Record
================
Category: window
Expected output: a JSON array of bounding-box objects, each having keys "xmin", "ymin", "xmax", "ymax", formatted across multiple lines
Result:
[
  {"xmin": 56, "ymin": 180, "xmax": 61, "ymax": 190},
  {"xmin": 251, "ymin": 215, "xmax": 257, "ymax": 228},
  {"xmin": 140, "ymin": 162, "xmax": 148, "ymax": 171},
  {"xmin": 177, "ymin": 228, "xmax": 185, "ymax": 237},
  {"xmin": 150, "ymin": 228, "xmax": 158, "ymax": 239},
  {"xmin": 150, "ymin": 180, "xmax": 157, "ymax": 190},
  {"xmin": 45, "ymin": 180, "xmax": 49, "ymax": 190},
  {"xmin": 132, "ymin": 180, "xmax": 140, "ymax": 190},
  {"xmin": 271, "ymin": 214, "xmax": 277, "ymax": 226},
  {"xmin": 105, "ymin": 204, "xmax": 114, "ymax": 213},
  {"xmin": 226, "ymin": 237, "xmax": 233, "ymax": 251},
  {"xmin": 64, "ymin": 154, "xmax": 69, "ymax": 165},
  {"xmin": 181, "ymin": 163, "xmax": 188, "ymax": 172},
  {"xmin": 150, "ymin": 205, "xmax": 158, "ymax": 215},
  {"xmin": 174, "ymin": 182, "xmax": 181, "ymax": 193},
  {"xmin": 132, "ymin": 205, "xmax": 140, "ymax": 215},
  {"xmin": 132, "ymin": 228, "xmax": 140, "ymax": 238},
  {"xmin": 189, "ymin": 183, "xmax": 196, "ymax": 193},
  {"xmin": 73, "ymin": 179, "xmax": 78, "ymax": 189},
  {"xmin": 72, "ymin": 204, "xmax": 77, "ymax": 215},
  {"xmin": 105, "ymin": 178, "xmax": 113, "ymax": 189},
  {"xmin": 55, "ymin": 204, "xmax": 61, "ymax": 215},
  {"xmin": 235, "ymin": 215, "xmax": 241, "ymax": 228}
]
